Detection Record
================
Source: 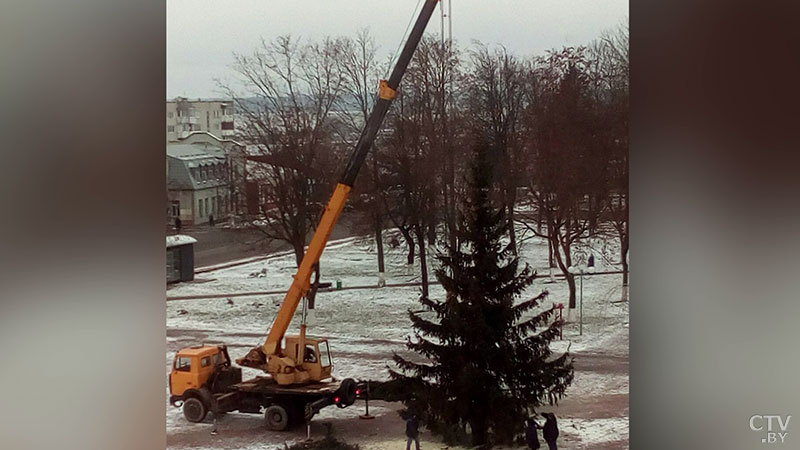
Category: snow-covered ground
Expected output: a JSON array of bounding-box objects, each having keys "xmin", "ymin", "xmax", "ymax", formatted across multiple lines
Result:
[{"xmin": 166, "ymin": 230, "xmax": 629, "ymax": 449}]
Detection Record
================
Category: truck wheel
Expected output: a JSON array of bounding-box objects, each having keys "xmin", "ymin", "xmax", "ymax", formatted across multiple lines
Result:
[
  {"xmin": 265, "ymin": 404, "xmax": 289, "ymax": 431},
  {"xmin": 338, "ymin": 378, "xmax": 357, "ymax": 406},
  {"xmin": 183, "ymin": 397, "xmax": 208, "ymax": 423}
]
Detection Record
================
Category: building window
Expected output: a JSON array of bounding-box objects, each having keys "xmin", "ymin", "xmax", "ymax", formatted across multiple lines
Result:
[
  {"xmin": 204, "ymin": 198, "xmax": 209, "ymax": 217},
  {"xmin": 212, "ymin": 197, "xmax": 217, "ymax": 215},
  {"xmin": 171, "ymin": 201, "xmax": 179, "ymax": 217},
  {"xmin": 167, "ymin": 125, "xmax": 175, "ymax": 132},
  {"xmin": 198, "ymin": 199, "xmax": 204, "ymax": 217}
]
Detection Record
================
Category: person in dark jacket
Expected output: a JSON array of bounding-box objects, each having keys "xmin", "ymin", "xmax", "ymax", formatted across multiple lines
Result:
[
  {"xmin": 174, "ymin": 217, "xmax": 182, "ymax": 232},
  {"xmin": 405, "ymin": 414, "xmax": 420, "ymax": 450},
  {"xmin": 525, "ymin": 418, "xmax": 541, "ymax": 449},
  {"xmin": 542, "ymin": 413, "xmax": 559, "ymax": 450}
]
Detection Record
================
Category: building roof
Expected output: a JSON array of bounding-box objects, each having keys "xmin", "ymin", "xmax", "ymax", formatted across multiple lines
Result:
[
  {"xmin": 180, "ymin": 131, "xmax": 244, "ymax": 149},
  {"xmin": 167, "ymin": 143, "xmax": 214, "ymax": 159},
  {"xmin": 167, "ymin": 234, "xmax": 197, "ymax": 248},
  {"xmin": 167, "ymin": 143, "xmax": 227, "ymax": 190},
  {"xmin": 167, "ymin": 97, "xmax": 233, "ymax": 104}
]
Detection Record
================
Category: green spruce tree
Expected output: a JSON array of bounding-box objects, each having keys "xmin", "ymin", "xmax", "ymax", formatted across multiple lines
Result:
[{"xmin": 390, "ymin": 144, "xmax": 574, "ymax": 448}]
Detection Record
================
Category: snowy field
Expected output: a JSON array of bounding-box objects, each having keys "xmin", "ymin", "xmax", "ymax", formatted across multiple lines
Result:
[{"xmin": 166, "ymin": 230, "xmax": 629, "ymax": 449}]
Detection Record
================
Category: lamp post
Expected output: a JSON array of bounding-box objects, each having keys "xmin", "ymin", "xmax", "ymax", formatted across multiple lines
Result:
[{"xmin": 568, "ymin": 259, "xmax": 595, "ymax": 336}]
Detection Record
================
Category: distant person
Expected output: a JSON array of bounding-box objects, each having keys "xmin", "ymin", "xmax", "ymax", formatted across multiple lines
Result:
[
  {"xmin": 174, "ymin": 217, "xmax": 182, "ymax": 232},
  {"xmin": 542, "ymin": 413, "xmax": 559, "ymax": 450},
  {"xmin": 208, "ymin": 214, "xmax": 215, "ymax": 226},
  {"xmin": 390, "ymin": 236, "xmax": 400, "ymax": 249},
  {"xmin": 405, "ymin": 414, "xmax": 420, "ymax": 450},
  {"xmin": 525, "ymin": 417, "xmax": 541, "ymax": 449}
]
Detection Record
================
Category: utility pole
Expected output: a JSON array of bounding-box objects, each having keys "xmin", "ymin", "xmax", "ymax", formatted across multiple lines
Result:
[
  {"xmin": 448, "ymin": 0, "xmax": 452, "ymax": 42},
  {"xmin": 439, "ymin": 0, "xmax": 452, "ymax": 43}
]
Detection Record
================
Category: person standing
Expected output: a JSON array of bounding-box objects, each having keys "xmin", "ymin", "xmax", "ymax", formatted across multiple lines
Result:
[
  {"xmin": 405, "ymin": 414, "xmax": 420, "ymax": 450},
  {"xmin": 174, "ymin": 216, "xmax": 182, "ymax": 232},
  {"xmin": 542, "ymin": 413, "xmax": 559, "ymax": 450},
  {"xmin": 525, "ymin": 417, "xmax": 541, "ymax": 449}
]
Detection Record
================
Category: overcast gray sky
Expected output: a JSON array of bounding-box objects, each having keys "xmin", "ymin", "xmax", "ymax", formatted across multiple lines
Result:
[{"xmin": 167, "ymin": 0, "xmax": 628, "ymax": 99}]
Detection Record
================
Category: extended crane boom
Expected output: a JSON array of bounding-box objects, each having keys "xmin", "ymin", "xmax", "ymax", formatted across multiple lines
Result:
[{"xmin": 237, "ymin": 0, "xmax": 441, "ymax": 385}]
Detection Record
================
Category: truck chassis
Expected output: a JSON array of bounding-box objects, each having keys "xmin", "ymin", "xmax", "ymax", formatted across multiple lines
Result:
[{"xmin": 171, "ymin": 370, "xmax": 362, "ymax": 431}]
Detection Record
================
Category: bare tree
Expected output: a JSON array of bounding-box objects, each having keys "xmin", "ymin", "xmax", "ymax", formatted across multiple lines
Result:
[
  {"xmin": 465, "ymin": 44, "xmax": 526, "ymax": 254},
  {"xmin": 379, "ymin": 93, "xmax": 438, "ymax": 296},
  {"xmin": 520, "ymin": 47, "xmax": 610, "ymax": 309},
  {"xmin": 589, "ymin": 24, "xmax": 629, "ymax": 300},
  {"xmin": 338, "ymin": 29, "xmax": 391, "ymax": 285},
  {"xmin": 222, "ymin": 35, "xmax": 346, "ymax": 266},
  {"xmin": 381, "ymin": 36, "xmax": 459, "ymax": 297}
]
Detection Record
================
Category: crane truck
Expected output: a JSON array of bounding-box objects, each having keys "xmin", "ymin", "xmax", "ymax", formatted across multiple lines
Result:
[{"xmin": 168, "ymin": 0, "xmax": 441, "ymax": 432}]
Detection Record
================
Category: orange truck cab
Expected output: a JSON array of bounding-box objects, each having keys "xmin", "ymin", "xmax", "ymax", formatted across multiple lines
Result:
[
  {"xmin": 169, "ymin": 345, "xmax": 242, "ymax": 422},
  {"xmin": 170, "ymin": 345, "xmax": 225, "ymax": 396}
]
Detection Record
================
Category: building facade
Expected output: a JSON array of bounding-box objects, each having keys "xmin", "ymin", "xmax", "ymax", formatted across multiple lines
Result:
[
  {"xmin": 166, "ymin": 97, "xmax": 235, "ymax": 143},
  {"xmin": 179, "ymin": 132, "xmax": 247, "ymax": 218},
  {"xmin": 167, "ymin": 142, "xmax": 229, "ymax": 226}
]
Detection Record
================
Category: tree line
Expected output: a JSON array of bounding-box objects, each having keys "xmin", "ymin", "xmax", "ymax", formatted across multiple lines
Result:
[{"xmin": 221, "ymin": 25, "xmax": 629, "ymax": 308}]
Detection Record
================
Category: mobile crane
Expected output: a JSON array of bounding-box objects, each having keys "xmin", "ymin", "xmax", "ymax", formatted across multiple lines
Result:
[{"xmin": 169, "ymin": 0, "xmax": 441, "ymax": 431}]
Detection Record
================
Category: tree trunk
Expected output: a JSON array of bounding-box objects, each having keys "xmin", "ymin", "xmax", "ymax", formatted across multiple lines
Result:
[
  {"xmin": 620, "ymin": 224, "xmax": 629, "ymax": 301},
  {"xmin": 547, "ymin": 234, "xmax": 552, "ymax": 265},
  {"xmin": 375, "ymin": 214, "xmax": 386, "ymax": 286},
  {"xmin": 565, "ymin": 272, "xmax": 577, "ymax": 309},
  {"xmin": 446, "ymin": 155, "xmax": 457, "ymax": 251},
  {"xmin": 400, "ymin": 226, "xmax": 415, "ymax": 265},
  {"xmin": 537, "ymin": 202, "xmax": 543, "ymax": 234},
  {"xmin": 507, "ymin": 208, "xmax": 517, "ymax": 255},
  {"xmin": 469, "ymin": 415, "xmax": 488, "ymax": 448},
  {"xmin": 415, "ymin": 223, "xmax": 429, "ymax": 298},
  {"xmin": 551, "ymin": 228, "xmax": 577, "ymax": 309},
  {"xmin": 293, "ymin": 243, "xmax": 305, "ymax": 268}
]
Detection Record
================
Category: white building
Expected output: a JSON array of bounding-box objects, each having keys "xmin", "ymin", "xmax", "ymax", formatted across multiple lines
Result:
[
  {"xmin": 167, "ymin": 142, "xmax": 229, "ymax": 226},
  {"xmin": 166, "ymin": 97, "xmax": 235, "ymax": 143}
]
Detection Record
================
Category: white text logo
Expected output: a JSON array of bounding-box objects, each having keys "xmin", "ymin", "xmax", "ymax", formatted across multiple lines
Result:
[{"xmin": 750, "ymin": 415, "xmax": 791, "ymax": 444}]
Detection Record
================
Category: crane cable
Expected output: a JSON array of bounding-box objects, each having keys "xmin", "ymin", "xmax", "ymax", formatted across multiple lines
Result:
[{"xmin": 386, "ymin": 0, "xmax": 425, "ymax": 79}]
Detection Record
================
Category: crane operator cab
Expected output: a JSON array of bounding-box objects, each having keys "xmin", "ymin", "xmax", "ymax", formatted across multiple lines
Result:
[
  {"xmin": 237, "ymin": 334, "xmax": 334, "ymax": 385},
  {"xmin": 284, "ymin": 335, "xmax": 333, "ymax": 383}
]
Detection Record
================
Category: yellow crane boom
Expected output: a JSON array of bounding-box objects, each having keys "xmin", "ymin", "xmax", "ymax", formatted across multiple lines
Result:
[{"xmin": 237, "ymin": 0, "xmax": 441, "ymax": 385}]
